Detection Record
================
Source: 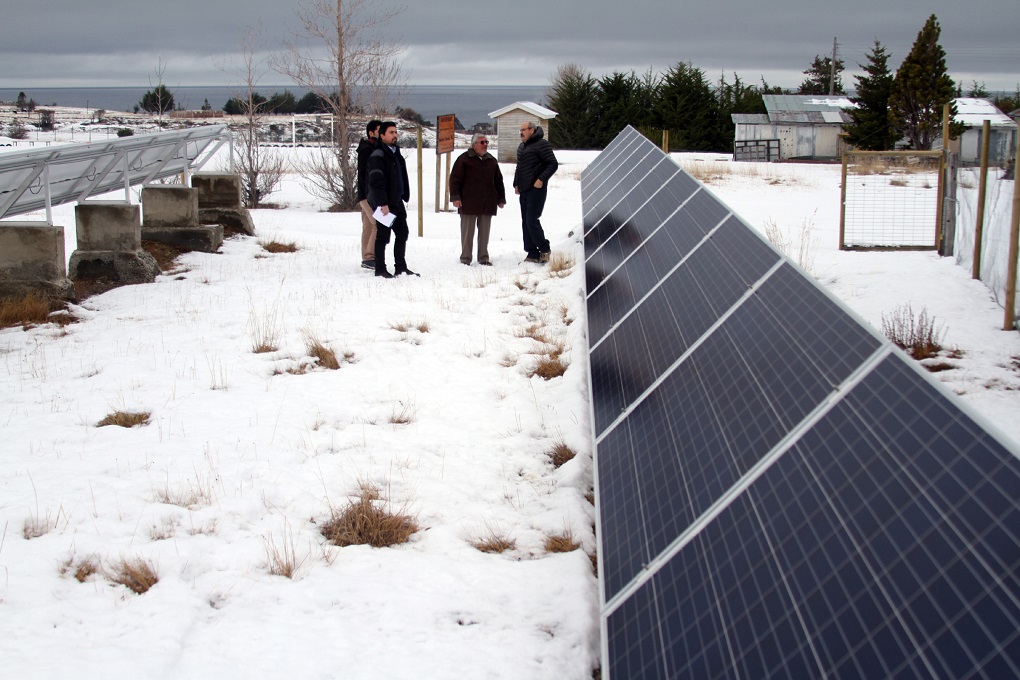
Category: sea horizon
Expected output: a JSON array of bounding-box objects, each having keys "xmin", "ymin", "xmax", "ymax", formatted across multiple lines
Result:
[{"xmin": 0, "ymin": 84, "xmax": 550, "ymax": 128}]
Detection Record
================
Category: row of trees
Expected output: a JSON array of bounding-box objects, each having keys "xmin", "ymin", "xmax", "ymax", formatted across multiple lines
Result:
[{"xmin": 548, "ymin": 14, "xmax": 1013, "ymax": 154}]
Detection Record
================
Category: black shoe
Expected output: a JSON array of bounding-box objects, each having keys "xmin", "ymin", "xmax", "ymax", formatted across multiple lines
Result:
[
  {"xmin": 524, "ymin": 253, "xmax": 541, "ymax": 263},
  {"xmin": 375, "ymin": 269, "xmax": 393, "ymax": 278},
  {"xmin": 479, "ymin": 261, "xmax": 493, "ymax": 266},
  {"xmin": 395, "ymin": 267, "xmax": 419, "ymax": 277},
  {"xmin": 361, "ymin": 259, "xmax": 375, "ymax": 269},
  {"xmin": 539, "ymin": 252, "xmax": 551, "ymax": 263}
]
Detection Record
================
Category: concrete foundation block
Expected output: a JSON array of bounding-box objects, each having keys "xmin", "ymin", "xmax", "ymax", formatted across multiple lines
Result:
[
  {"xmin": 142, "ymin": 224, "xmax": 224, "ymax": 253},
  {"xmin": 75, "ymin": 201, "xmax": 141, "ymax": 251},
  {"xmin": 142, "ymin": 185, "xmax": 200, "ymax": 228},
  {"xmin": 0, "ymin": 222, "xmax": 76, "ymax": 301},
  {"xmin": 199, "ymin": 208, "xmax": 256, "ymax": 236},
  {"xmin": 193, "ymin": 173, "xmax": 243, "ymax": 210},
  {"xmin": 68, "ymin": 250, "xmax": 160, "ymax": 284}
]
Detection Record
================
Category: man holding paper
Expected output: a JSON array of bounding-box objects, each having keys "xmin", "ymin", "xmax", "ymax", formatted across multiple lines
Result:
[{"xmin": 367, "ymin": 121, "xmax": 417, "ymax": 278}]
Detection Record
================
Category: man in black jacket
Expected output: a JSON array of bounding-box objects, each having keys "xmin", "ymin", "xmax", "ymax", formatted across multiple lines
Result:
[
  {"xmin": 512, "ymin": 121, "xmax": 558, "ymax": 263},
  {"xmin": 356, "ymin": 119, "xmax": 381, "ymax": 270},
  {"xmin": 367, "ymin": 121, "xmax": 417, "ymax": 278}
]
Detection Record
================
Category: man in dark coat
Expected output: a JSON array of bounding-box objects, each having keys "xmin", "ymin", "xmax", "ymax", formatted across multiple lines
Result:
[
  {"xmin": 512, "ymin": 121, "xmax": 558, "ymax": 263},
  {"xmin": 450, "ymin": 133, "xmax": 505, "ymax": 266},
  {"xmin": 367, "ymin": 121, "xmax": 417, "ymax": 278},
  {"xmin": 356, "ymin": 119, "xmax": 382, "ymax": 270}
]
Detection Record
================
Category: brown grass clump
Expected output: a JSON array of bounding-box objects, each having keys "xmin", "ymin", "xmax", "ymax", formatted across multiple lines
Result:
[
  {"xmin": 306, "ymin": 338, "xmax": 340, "ymax": 369},
  {"xmin": 531, "ymin": 356, "xmax": 568, "ymax": 380},
  {"xmin": 471, "ymin": 525, "xmax": 517, "ymax": 554},
  {"xmin": 0, "ymin": 294, "xmax": 76, "ymax": 330},
  {"xmin": 321, "ymin": 489, "xmax": 418, "ymax": 548},
  {"xmin": 107, "ymin": 557, "xmax": 159, "ymax": 594},
  {"xmin": 544, "ymin": 529, "xmax": 580, "ymax": 554},
  {"xmin": 389, "ymin": 400, "xmax": 417, "ymax": 425},
  {"xmin": 96, "ymin": 410, "xmax": 151, "ymax": 428},
  {"xmin": 547, "ymin": 253, "xmax": 576, "ymax": 278},
  {"xmin": 262, "ymin": 530, "xmax": 306, "ymax": 579},
  {"xmin": 260, "ymin": 239, "xmax": 299, "ymax": 253},
  {"xmin": 548, "ymin": 442, "xmax": 577, "ymax": 468},
  {"xmin": 881, "ymin": 304, "xmax": 946, "ymax": 360},
  {"xmin": 60, "ymin": 554, "xmax": 101, "ymax": 582}
]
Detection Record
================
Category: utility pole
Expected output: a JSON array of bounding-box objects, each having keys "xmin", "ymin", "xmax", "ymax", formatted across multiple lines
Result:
[{"xmin": 829, "ymin": 37, "xmax": 838, "ymax": 95}]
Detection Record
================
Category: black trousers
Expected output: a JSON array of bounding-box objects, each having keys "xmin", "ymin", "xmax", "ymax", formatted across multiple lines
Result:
[
  {"xmin": 374, "ymin": 213, "xmax": 409, "ymax": 273},
  {"xmin": 519, "ymin": 186, "xmax": 550, "ymax": 256}
]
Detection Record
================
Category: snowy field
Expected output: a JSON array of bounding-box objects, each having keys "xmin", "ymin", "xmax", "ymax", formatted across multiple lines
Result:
[{"xmin": 1, "ymin": 141, "xmax": 1019, "ymax": 678}]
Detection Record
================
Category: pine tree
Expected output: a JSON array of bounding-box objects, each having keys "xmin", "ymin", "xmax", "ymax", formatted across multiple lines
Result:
[
  {"xmin": 595, "ymin": 71, "xmax": 647, "ymax": 146},
  {"xmin": 655, "ymin": 62, "xmax": 723, "ymax": 151},
  {"xmin": 716, "ymin": 72, "xmax": 766, "ymax": 148},
  {"xmin": 888, "ymin": 14, "xmax": 962, "ymax": 150},
  {"xmin": 546, "ymin": 64, "xmax": 601, "ymax": 149},
  {"xmin": 139, "ymin": 84, "xmax": 175, "ymax": 115},
  {"xmin": 798, "ymin": 55, "xmax": 845, "ymax": 95},
  {"xmin": 844, "ymin": 40, "xmax": 897, "ymax": 150}
]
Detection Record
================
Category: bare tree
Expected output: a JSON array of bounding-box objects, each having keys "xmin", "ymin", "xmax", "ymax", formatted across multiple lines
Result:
[
  {"xmin": 229, "ymin": 26, "xmax": 286, "ymax": 209},
  {"xmin": 139, "ymin": 59, "xmax": 176, "ymax": 126},
  {"xmin": 274, "ymin": 0, "xmax": 406, "ymax": 211}
]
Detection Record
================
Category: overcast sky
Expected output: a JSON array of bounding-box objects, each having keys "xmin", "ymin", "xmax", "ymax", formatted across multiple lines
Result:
[{"xmin": 1, "ymin": 0, "xmax": 1017, "ymax": 92}]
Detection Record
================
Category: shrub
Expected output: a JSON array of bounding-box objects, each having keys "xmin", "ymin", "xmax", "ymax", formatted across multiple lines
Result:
[
  {"xmin": 117, "ymin": 128, "xmax": 134, "ymax": 137},
  {"xmin": 8, "ymin": 123, "xmax": 29, "ymax": 140}
]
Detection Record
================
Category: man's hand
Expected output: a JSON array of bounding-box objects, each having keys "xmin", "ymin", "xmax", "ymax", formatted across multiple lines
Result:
[
  {"xmin": 498, "ymin": 203, "xmax": 505, "ymax": 209},
  {"xmin": 452, "ymin": 200, "xmax": 462, "ymax": 208},
  {"xmin": 514, "ymin": 187, "xmax": 520, "ymax": 195},
  {"xmin": 533, "ymin": 179, "xmax": 543, "ymax": 189},
  {"xmin": 380, "ymin": 205, "xmax": 390, "ymax": 215}
]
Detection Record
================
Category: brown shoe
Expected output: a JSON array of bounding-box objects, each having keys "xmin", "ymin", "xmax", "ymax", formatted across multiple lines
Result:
[{"xmin": 539, "ymin": 251, "xmax": 551, "ymax": 263}]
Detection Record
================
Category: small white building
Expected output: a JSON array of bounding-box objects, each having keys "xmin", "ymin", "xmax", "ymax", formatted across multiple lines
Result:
[
  {"xmin": 487, "ymin": 101, "xmax": 557, "ymax": 162},
  {"xmin": 732, "ymin": 94, "xmax": 854, "ymax": 161},
  {"xmin": 937, "ymin": 98, "xmax": 1017, "ymax": 166}
]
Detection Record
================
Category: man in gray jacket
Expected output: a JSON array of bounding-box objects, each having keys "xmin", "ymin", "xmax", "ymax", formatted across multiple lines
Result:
[{"xmin": 512, "ymin": 121, "xmax": 558, "ymax": 263}]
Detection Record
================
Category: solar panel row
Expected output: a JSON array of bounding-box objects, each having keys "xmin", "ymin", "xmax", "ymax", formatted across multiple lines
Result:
[{"xmin": 584, "ymin": 126, "xmax": 1020, "ymax": 679}]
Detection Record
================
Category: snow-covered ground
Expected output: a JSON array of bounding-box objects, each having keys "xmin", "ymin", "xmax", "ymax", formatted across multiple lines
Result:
[{"xmin": 1, "ymin": 142, "xmax": 1018, "ymax": 679}]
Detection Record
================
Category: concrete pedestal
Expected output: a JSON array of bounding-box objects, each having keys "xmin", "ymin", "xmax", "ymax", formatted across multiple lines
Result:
[
  {"xmin": 193, "ymin": 173, "xmax": 256, "ymax": 236},
  {"xmin": 69, "ymin": 201, "xmax": 158, "ymax": 284},
  {"xmin": 0, "ymin": 222, "xmax": 75, "ymax": 300},
  {"xmin": 141, "ymin": 185, "xmax": 224, "ymax": 252}
]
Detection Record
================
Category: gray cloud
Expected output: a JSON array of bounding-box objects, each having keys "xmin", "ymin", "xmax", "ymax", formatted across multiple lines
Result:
[{"xmin": 1, "ymin": 0, "xmax": 1017, "ymax": 90}]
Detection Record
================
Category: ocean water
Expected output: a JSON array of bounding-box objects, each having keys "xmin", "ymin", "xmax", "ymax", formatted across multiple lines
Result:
[{"xmin": 0, "ymin": 85, "xmax": 548, "ymax": 128}]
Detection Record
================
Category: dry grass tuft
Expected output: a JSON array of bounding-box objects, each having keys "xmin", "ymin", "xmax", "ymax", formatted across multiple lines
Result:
[
  {"xmin": 60, "ymin": 554, "xmax": 101, "ymax": 582},
  {"xmin": 548, "ymin": 442, "xmax": 577, "ymax": 468},
  {"xmin": 544, "ymin": 529, "xmax": 580, "ymax": 554},
  {"xmin": 472, "ymin": 525, "xmax": 517, "ymax": 554},
  {"xmin": 152, "ymin": 476, "xmax": 214, "ymax": 509},
  {"xmin": 0, "ymin": 294, "xmax": 75, "ymax": 330},
  {"xmin": 306, "ymin": 336, "xmax": 341, "ymax": 370},
  {"xmin": 881, "ymin": 304, "xmax": 946, "ymax": 360},
  {"xmin": 96, "ymin": 410, "xmax": 151, "ymax": 428},
  {"xmin": 547, "ymin": 253, "xmax": 576, "ymax": 278},
  {"xmin": 23, "ymin": 512, "xmax": 57, "ymax": 540},
  {"xmin": 262, "ymin": 529, "xmax": 306, "ymax": 579},
  {"xmin": 515, "ymin": 322, "xmax": 551, "ymax": 344},
  {"xmin": 389, "ymin": 400, "xmax": 417, "ymax": 425},
  {"xmin": 259, "ymin": 239, "xmax": 299, "ymax": 253},
  {"xmin": 107, "ymin": 557, "xmax": 159, "ymax": 594},
  {"xmin": 389, "ymin": 318, "xmax": 431, "ymax": 333},
  {"xmin": 531, "ymin": 356, "xmax": 568, "ymax": 380},
  {"xmin": 320, "ymin": 489, "xmax": 418, "ymax": 548}
]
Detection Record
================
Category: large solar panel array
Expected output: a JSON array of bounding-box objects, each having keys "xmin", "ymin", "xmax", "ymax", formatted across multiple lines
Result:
[
  {"xmin": 583, "ymin": 126, "xmax": 1020, "ymax": 679},
  {"xmin": 0, "ymin": 126, "xmax": 230, "ymax": 220}
]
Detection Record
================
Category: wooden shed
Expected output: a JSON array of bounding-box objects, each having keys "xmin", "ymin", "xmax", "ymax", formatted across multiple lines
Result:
[
  {"xmin": 487, "ymin": 101, "xmax": 557, "ymax": 162},
  {"xmin": 732, "ymin": 94, "xmax": 853, "ymax": 161}
]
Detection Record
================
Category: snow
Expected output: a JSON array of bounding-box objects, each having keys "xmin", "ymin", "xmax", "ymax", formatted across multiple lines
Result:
[{"xmin": 2, "ymin": 142, "xmax": 1019, "ymax": 678}]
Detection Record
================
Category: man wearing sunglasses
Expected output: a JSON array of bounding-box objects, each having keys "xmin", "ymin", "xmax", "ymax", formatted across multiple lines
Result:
[
  {"xmin": 512, "ymin": 121, "xmax": 558, "ymax": 264},
  {"xmin": 450, "ymin": 134, "xmax": 505, "ymax": 266}
]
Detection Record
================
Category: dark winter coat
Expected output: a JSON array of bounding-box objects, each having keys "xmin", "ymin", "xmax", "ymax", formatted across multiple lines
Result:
[
  {"xmin": 356, "ymin": 137, "xmax": 377, "ymax": 202},
  {"xmin": 367, "ymin": 143, "xmax": 410, "ymax": 216},
  {"xmin": 512, "ymin": 126, "xmax": 558, "ymax": 193},
  {"xmin": 449, "ymin": 148, "xmax": 506, "ymax": 216}
]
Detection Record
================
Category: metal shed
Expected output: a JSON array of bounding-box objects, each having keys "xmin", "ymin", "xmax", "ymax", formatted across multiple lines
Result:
[
  {"xmin": 732, "ymin": 94, "xmax": 854, "ymax": 161},
  {"xmin": 938, "ymin": 98, "xmax": 1017, "ymax": 166},
  {"xmin": 487, "ymin": 101, "xmax": 557, "ymax": 162}
]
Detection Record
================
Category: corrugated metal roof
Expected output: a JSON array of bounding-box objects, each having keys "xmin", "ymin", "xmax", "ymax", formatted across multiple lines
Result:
[
  {"xmin": 763, "ymin": 94, "xmax": 855, "ymax": 124},
  {"xmin": 731, "ymin": 113, "xmax": 770, "ymax": 124},
  {"xmin": 954, "ymin": 98, "xmax": 1015, "ymax": 127}
]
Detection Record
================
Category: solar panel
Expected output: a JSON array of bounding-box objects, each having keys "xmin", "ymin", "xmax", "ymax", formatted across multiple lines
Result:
[{"xmin": 584, "ymin": 126, "xmax": 1020, "ymax": 679}]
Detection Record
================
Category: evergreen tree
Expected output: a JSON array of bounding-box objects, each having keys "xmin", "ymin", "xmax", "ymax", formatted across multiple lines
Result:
[
  {"xmin": 798, "ymin": 55, "xmax": 845, "ymax": 95},
  {"xmin": 16, "ymin": 91, "xmax": 27, "ymax": 111},
  {"xmin": 138, "ymin": 84, "xmax": 175, "ymax": 114},
  {"xmin": 992, "ymin": 86, "xmax": 1020, "ymax": 115},
  {"xmin": 655, "ymin": 62, "xmax": 723, "ymax": 151},
  {"xmin": 595, "ymin": 71, "xmax": 647, "ymax": 146},
  {"xmin": 716, "ymin": 72, "xmax": 766, "ymax": 148},
  {"xmin": 966, "ymin": 81, "xmax": 990, "ymax": 98},
  {"xmin": 295, "ymin": 91, "xmax": 329, "ymax": 114},
  {"xmin": 224, "ymin": 92, "xmax": 266, "ymax": 115},
  {"xmin": 268, "ymin": 90, "xmax": 297, "ymax": 114},
  {"xmin": 888, "ymin": 14, "xmax": 963, "ymax": 150},
  {"xmin": 844, "ymin": 40, "xmax": 897, "ymax": 150},
  {"xmin": 546, "ymin": 63, "xmax": 601, "ymax": 149}
]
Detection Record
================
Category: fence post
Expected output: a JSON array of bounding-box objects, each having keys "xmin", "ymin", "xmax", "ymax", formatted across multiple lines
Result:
[
  {"xmin": 1004, "ymin": 128, "xmax": 1020, "ymax": 331},
  {"xmin": 839, "ymin": 153, "xmax": 848, "ymax": 250},
  {"xmin": 973, "ymin": 120, "xmax": 991, "ymax": 279},
  {"xmin": 935, "ymin": 103, "xmax": 950, "ymax": 254}
]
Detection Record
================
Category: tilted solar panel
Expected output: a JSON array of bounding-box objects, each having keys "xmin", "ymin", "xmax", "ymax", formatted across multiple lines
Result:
[{"xmin": 584, "ymin": 126, "xmax": 1020, "ymax": 679}]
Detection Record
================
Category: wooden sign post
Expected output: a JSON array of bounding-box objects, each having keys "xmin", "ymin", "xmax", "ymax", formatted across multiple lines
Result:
[{"xmin": 435, "ymin": 114, "xmax": 455, "ymax": 213}]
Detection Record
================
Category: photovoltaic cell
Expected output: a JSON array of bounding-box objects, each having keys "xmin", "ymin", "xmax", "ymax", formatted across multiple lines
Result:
[
  {"xmin": 607, "ymin": 354, "xmax": 1020, "ymax": 679},
  {"xmin": 585, "ymin": 126, "xmax": 1020, "ymax": 679},
  {"xmin": 581, "ymin": 127, "xmax": 643, "ymax": 190}
]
